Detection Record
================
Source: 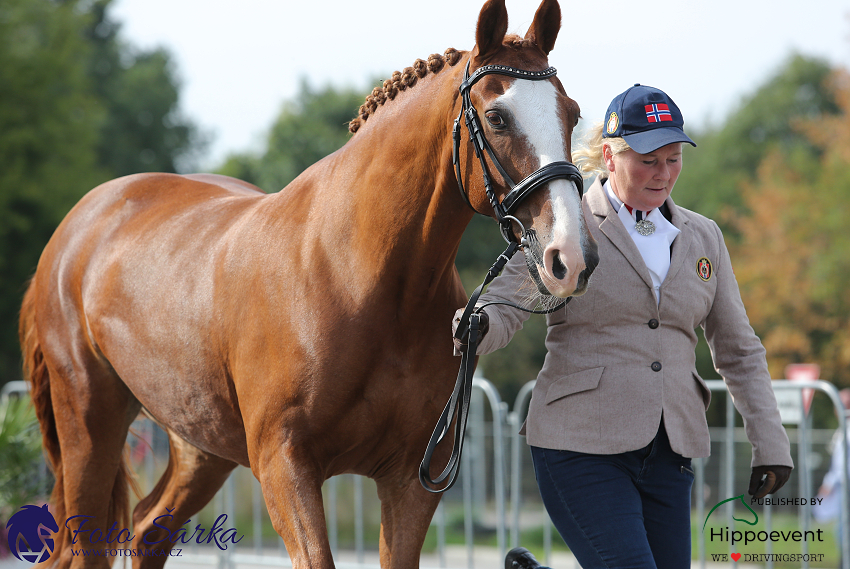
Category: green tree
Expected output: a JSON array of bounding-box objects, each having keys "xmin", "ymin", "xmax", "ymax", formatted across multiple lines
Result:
[
  {"xmin": 667, "ymin": 54, "xmax": 842, "ymax": 407},
  {"xmin": 217, "ymin": 80, "xmax": 366, "ymax": 192},
  {"xmin": 0, "ymin": 0, "xmax": 204, "ymax": 385},
  {"xmin": 0, "ymin": 0, "xmax": 105, "ymax": 382},
  {"xmin": 84, "ymin": 0, "xmax": 205, "ymax": 175},
  {"xmin": 729, "ymin": 68, "xmax": 850, "ymax": 407},
  {"xmin": 675, "ymin": 54, "xmax": 839, "ymax": 228}
]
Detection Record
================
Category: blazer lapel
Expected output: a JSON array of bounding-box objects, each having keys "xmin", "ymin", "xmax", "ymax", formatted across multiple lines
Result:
[
  {"xmin": 587, "ymin": 179, "xmax": 655, "ymax": 290},
  {"xmin": 661, "ymin": 196, "xmax": 692, "ymax": 284}
]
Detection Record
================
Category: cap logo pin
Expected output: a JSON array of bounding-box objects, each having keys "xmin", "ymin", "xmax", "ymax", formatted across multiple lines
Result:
[{"xmin": 606, "ymin": 112, "xmax": 619, "ymax": 135}]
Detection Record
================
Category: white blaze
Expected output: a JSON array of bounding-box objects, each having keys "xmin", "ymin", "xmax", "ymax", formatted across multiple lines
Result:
[{"xmin": 496, "ymin": 80, "xmax": 584, "ymax": 291}]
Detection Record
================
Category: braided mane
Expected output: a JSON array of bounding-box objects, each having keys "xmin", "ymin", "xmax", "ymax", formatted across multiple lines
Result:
[
  {"xmin": 348, "ymin": 48, "xmax": 464, "ymax": 134},
  {"xmin": 348, "ymin": 35, "xmax": 545, "ymax": 134}
]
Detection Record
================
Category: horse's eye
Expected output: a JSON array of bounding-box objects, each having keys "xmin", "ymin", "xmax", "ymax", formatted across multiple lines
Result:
[{"xmin": 485, "ymin": 111, "xmax": 504, "ymax": 128}]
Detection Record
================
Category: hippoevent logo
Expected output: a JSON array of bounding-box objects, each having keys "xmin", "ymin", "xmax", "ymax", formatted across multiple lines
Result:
[
  {"xmin": 6, "ymin": 504, "xmax": 243, "ymax": 563},
  {"xmin": 703, "ymin": 494, "xmax": 759, "ymax": 530},
  {"xmin": 702, "ymin": 494, "xmax": 826, "ymax": 564}
]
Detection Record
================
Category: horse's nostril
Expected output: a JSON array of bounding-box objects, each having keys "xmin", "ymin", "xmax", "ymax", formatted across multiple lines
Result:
[{"xmin": 552, "ymin": 254, "xmax": 567, "ymax": 280}]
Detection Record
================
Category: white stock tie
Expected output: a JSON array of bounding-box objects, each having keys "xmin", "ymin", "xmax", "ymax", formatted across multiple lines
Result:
[{"xmin": 617, "ymin": 205, "xmax": 680, "ymax": 303}]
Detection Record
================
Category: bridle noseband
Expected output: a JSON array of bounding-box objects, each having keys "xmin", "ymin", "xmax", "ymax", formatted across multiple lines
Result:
[
  {"xmin": 452, "ymin": 61, "xmax": 584, "ymax": 244},
  {"xmin": 421, "ymin": 60, "xmax": 587, "ymax": 494}
]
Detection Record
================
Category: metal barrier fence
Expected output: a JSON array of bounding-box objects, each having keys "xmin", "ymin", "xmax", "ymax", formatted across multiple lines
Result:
[{"xmin": 3, "ymin": 376, "xmax": 848, "ymax": 568}]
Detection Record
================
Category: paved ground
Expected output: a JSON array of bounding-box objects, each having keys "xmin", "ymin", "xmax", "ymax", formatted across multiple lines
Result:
[{"xmin": 0, "ymin": 546, "xmax": 758, "ymax": 569}]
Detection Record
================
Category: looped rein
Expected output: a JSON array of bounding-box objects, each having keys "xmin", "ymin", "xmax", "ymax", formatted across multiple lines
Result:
[{"xmin": 420, "ymin": 61, "xmax": 584, "ymax": 493}]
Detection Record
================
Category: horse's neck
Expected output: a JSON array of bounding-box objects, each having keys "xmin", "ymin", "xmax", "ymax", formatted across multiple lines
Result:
[{"xmin": 301, "ymin": 64, "xmax": 474, "ymax": 306}]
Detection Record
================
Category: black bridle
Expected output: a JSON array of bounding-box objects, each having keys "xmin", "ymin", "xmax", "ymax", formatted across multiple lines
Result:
[
  {"xmin": 420, "ymin": 60, "xmax": 585, "ymax": 493},
  {"xmin": 452, "ymin": 61, "xmax": 584, "ymax": 243}
]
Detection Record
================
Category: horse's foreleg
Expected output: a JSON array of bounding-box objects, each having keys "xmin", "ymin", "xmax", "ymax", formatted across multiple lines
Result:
[
  {"xmin": 376, "ymin": 476, "xmax": 442, "ymax": 569},
  {"xmin": 255, "ymin": 442, "xmax": 334, "ymax": 569},
  {"xmin": 131, "ymin": 429, "xmax": 237, "ymax": 569}
]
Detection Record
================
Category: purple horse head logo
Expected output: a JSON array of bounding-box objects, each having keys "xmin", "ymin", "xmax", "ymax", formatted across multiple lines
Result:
[{"xmin": 6, "ymin": 504, "xmax": 59, "ymax": 564}]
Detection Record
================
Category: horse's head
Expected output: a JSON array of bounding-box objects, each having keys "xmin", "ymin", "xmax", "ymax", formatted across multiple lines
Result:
[{"xmin": 458, "ymin": 0, "xmax": 598, "ymax": 300}]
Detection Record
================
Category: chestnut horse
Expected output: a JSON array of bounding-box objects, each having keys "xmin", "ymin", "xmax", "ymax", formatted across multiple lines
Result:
[{"xmin": 19, "ymin": 1, "xmax": 596, "ymax": 568}]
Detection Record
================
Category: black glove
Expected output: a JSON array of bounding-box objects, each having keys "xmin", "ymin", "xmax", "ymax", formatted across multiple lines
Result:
[
  {"xmin": 451, "ymin": 310, "xmax": 489, "ymax": 354},
  {"xmin": 748, "ymin": 465, "xmax": 792, "ymax": 499}
]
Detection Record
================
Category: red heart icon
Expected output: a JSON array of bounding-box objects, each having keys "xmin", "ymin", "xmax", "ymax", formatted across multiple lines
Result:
[{"xmin": 731, "ymin": 553, "xmax": 741, "ymax": 562}]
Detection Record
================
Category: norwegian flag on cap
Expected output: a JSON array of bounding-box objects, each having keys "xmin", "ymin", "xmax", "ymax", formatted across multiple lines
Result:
[{"xmin": 645, "ymin": 104, "xmax": 673, "ymax": 123}]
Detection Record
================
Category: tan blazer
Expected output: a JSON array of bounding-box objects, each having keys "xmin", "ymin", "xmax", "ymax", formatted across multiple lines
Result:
[{"xmin": 477, "ymin": 177, "xmax": 793, "ymax": 467}]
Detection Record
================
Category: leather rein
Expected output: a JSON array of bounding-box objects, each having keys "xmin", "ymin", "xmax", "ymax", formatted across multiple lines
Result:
[{"xmin": 419, "ymin": 60, "xmax": 584, "ymax": 493}]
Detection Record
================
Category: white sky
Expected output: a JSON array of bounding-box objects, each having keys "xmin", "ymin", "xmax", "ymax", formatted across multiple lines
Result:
[{"xmin": 111, "ymin": 0, "xmax": 850, "ymax": 170}]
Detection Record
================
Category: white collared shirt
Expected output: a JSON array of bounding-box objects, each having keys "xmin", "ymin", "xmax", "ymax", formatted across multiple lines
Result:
[{"xmin": 604, "ymin": 181, "xmax": 680, "ymax": 303}]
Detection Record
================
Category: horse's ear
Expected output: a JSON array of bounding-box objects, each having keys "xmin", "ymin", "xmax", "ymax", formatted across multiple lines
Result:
[
  {"xmin": 524, "ymin": 0, "xmax": 561, "ymax": 55},
  {"xmin": 474, "ymin": 0, "xmax": 509, "ymax": 63}
]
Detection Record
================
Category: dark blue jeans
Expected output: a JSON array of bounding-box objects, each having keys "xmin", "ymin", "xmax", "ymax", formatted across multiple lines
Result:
[{"xmin": 531, "ymin": 423, "xmax": 694, "ymax": 569}]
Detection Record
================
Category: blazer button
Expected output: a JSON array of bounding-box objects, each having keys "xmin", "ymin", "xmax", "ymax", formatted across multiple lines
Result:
[
  {"xmin": 651, "ymin": 361, "xmax": 662, "ymax": 372},
  {"xmin": 648, "ymin": 318, "xmax": 659, "ymax": 329}
]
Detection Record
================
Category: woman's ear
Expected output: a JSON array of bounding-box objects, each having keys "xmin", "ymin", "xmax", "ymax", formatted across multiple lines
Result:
[{"xmin": 603, "ymin": 144, "xmax": 616, "ymax": 173}]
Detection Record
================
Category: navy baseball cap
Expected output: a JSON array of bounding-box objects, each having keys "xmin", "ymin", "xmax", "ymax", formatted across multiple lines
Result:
[{"xmin": 602, "ymin": 84, "xmax": 696, "ymax": 154}]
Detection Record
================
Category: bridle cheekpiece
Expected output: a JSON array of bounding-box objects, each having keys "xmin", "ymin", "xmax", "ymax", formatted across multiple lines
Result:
[{"xmin": 452, "ymin": 60, "xmax": 584, "ymax": 244}]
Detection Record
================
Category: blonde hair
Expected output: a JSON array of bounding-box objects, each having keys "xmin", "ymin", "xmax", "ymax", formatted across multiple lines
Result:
[{"xmin": 572, "ymin": 121, "xmax": 631, "ymax": 179}]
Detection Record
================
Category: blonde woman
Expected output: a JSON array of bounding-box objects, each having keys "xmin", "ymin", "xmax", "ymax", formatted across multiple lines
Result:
[{"xmin": 460, "ymin": 85, "xmax": 794, "ymax": 569}]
